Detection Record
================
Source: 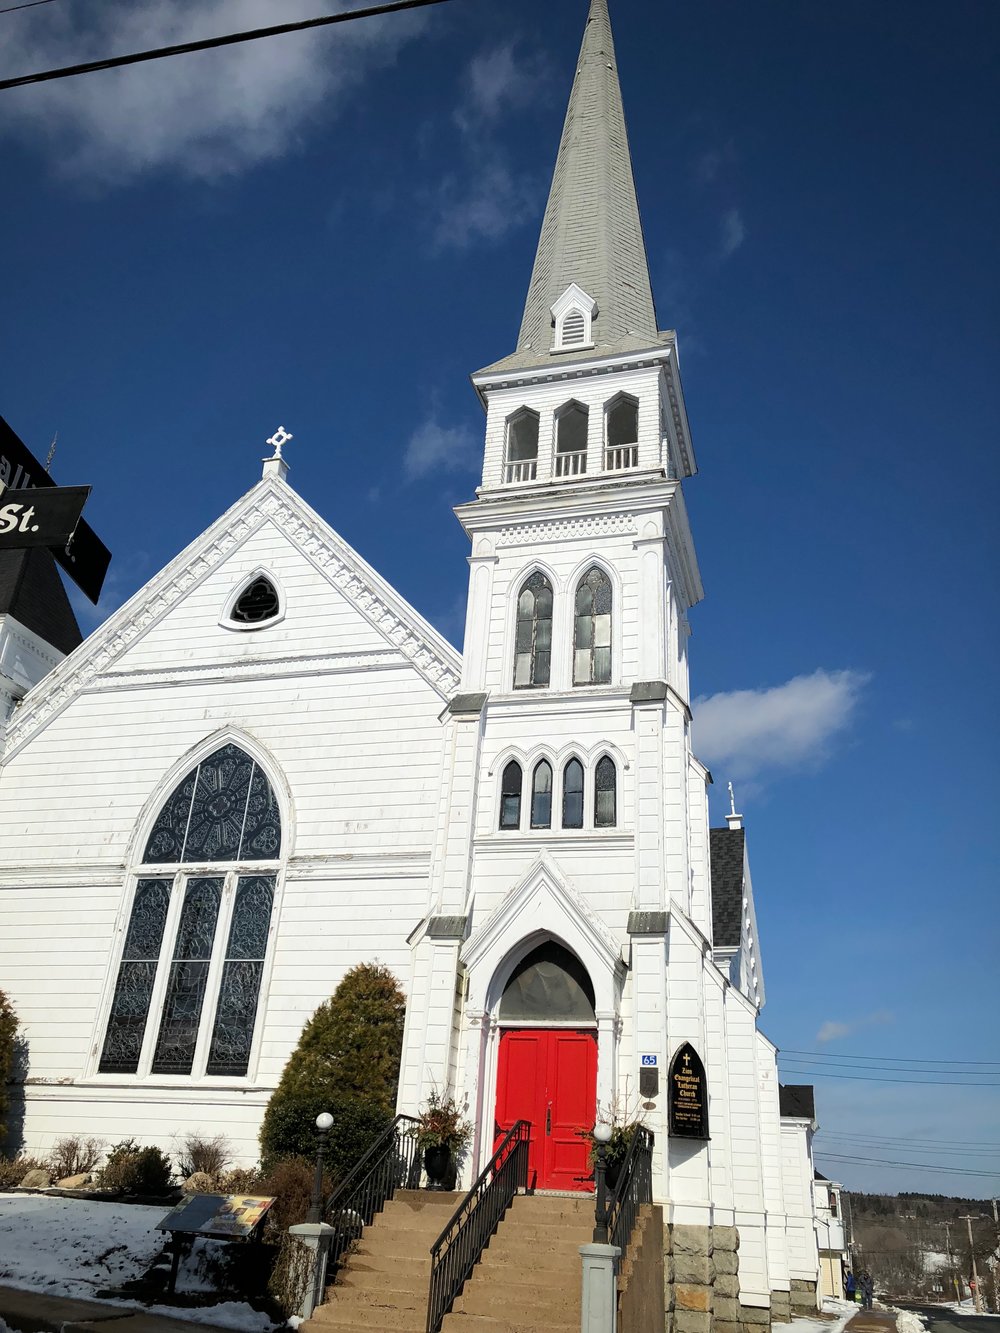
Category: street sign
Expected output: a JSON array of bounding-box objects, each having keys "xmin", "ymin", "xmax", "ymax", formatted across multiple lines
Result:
[
  {"xmin": 0, "ymin": 486, "xmax": 91, "ymax": 550},
  {"xmin": 0, "ymin": 416, "xmax": 112, "ymax": 603}
]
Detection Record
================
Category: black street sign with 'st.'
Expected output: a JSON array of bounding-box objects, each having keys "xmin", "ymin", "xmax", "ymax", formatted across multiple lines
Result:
[{"xmin": 0, "ymin": 485, "xmax": 91, "ymax": 550}]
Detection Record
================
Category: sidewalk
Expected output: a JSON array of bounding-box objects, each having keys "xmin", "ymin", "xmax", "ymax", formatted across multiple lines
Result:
[
  {"xmin": 0, "ymin": 1285, "xmax": 258, "ymax": 1333},
  {"xmin": 846, "ymin": 1310, "xmax": 899, "ymax": 1333}
]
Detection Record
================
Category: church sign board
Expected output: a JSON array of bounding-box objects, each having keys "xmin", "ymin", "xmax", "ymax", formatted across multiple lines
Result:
[
  {"xmin": 0, "ymin": 486, "xmax": 91, "ymax": 551},
  {"xmin": 668, "ymin": 1041, "xmax": 709, "ymax": 1139},
  {"xmin": 0, "ymin": 415, "xmax": 111, "ymax": 603}
]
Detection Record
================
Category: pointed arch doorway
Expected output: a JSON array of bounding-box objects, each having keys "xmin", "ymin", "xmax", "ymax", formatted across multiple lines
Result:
[{"xmin": 493, "ymin": 941, "xmax": 597, "ymax": 1192}]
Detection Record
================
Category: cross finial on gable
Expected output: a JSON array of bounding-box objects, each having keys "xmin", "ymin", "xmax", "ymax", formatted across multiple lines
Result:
[
  {"xmin": 726, "ymin": 782, "xmax": 743, "ymax": 831},
  {"xmin": 262, "ymin": 426, "xmax": 292, "ymax": 481}
]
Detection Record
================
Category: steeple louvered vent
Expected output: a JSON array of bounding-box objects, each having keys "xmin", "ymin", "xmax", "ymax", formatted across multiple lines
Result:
[{"xmin": 561, "ymin": 310, "xmax": 586, "ymax": 345}]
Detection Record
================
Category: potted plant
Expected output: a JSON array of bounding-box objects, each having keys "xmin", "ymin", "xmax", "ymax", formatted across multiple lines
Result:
[
  {"xmin": 411, "ymin": 1091, "xmax": 472, "ymax": 1190},
  {"xmin": 581, "ymin": 1103, "xmax": 647, "ymax": 1192}
]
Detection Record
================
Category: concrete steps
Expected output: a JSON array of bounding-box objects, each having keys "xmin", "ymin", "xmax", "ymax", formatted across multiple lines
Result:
[{"xmin": 303, "ymin": 1190, "xmax": 592, "ymax": 1333}]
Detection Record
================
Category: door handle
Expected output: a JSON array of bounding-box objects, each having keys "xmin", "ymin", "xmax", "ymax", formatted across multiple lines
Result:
[{"xmin": 545, "ymin": 1103, "xmax": 552, "ymax": 1135}]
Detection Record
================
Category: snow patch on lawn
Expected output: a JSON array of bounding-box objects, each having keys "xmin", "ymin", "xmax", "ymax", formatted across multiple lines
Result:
[
  {"xmin": 0, "ymin": 1193, "xmax": 280, "ymax": 1330},
  {"xmin": 895, "ymin": 1309, "xmax": 927, "ymax": 1333}
]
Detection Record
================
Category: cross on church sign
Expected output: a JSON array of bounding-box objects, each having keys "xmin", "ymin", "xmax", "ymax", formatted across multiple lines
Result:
[{"xmin": 668, "ymin": 1042, "xmax": 709, "ymax": 1139}]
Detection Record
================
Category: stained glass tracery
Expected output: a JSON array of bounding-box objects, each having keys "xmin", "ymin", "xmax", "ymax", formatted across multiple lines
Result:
[{"xmin": 144, "ymin": 744, "xmax": 281, "ymax": 863}]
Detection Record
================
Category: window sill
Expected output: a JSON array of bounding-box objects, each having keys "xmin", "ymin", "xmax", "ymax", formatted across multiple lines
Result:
[{"xmin": 477, "ymin": 829, "xmax": 633, "ymax": 849}]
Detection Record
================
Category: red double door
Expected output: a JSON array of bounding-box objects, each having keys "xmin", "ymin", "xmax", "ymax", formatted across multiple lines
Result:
[{"xmin": 495, "ymin": 1028, "xmax": 597, "ymax": 1192}]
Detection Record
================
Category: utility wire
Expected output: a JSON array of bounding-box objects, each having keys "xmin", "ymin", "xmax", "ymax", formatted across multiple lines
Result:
[
  {"xmin": 782, "ymin": 1059, "xmax": 999, "ymax": 1075},
  {"xmin": 776, "ymin": 1067, "xmax": 1000, "ymax": 1087},
  {"xmin": 0, "ymin": 0, "xmax": 452, "ymax": 92},
  {"xmin": 817, "ymin": 1152, "xmax": 1000, "ymax": 1178},
  {"xmin": 818, "ymin": 1138, "xmax": 1000, "ymax": 1158},
  {"xmin": 782, "ymin": 1049, "xmax": 1000, "ymax": 1068},
  {"xmin": 0, "ymin": 0, "xmax": 60, "ymax": 13},
  {"xmin": 819, "ymin": 1131, "xmax": 1000, "ymax": 1149}
]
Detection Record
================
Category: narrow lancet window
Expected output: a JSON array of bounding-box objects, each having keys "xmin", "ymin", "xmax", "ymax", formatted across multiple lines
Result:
[
  {"xmin": 231, "ymin": 576, "xmax": 280, "ymax": 625},
  {"xmin": 555, "ymin": 402, "xmax": 588, "ymax": 477},
  {"xmin": 514, "ymin": 572, "xmax": 552, "ymax": 688},
  {"xmin": 500, "ymin": 761, "xmax": 523, "ymax": 830},
  {"xmin": 531, "ymin": 760, "xmax": 553, "ymax": 829},
  {"xmin": 595, "ymin": 756, "xmax": 617, "ymax": 828},
  {"xmin": 562, "ymin": 758, "xmax": 584, "ymax": 829},
  {"xmin": 574, "ymin": 567, "xmax": 612, "ymax": 685},
  {"xmin": 505, "ymin": 409, "xmax": 540, "ymax": 483}
]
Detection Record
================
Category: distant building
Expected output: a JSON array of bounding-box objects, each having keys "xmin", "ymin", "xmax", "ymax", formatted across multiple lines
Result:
[{"xmin": 813, "ymin": 1172, "xmax": 849, "ymax": 1299}]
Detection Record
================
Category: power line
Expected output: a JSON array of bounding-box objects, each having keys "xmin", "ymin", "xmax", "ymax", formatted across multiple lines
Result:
[
  {"xmin": 782, "ymin": 1058, "xmax": 998, "ymax": 1075},
  {"xmin": 817, "ymin": 1152, "xmax": 1000, "ymax": 1178},
  {"xmin": 819, "ymin": 1137, "xmax": 1000, "ymax": 1159},
  {"xmin": 0, "ymin": 0, "xmax": 452, "ymax": 93},
  {"xmin": 819, "ymin": 1131, "xmax": 1000, "ymax": 1149},
  {"xmin": 777, "ymin": 1067, "xmax": 1000, "ymax": 1087},
  {"xmin": 0, "ymin": 0, "xmax": 60, "ymax": 13},
  {"xmin": 782, "ymin": 1049, "xmax": 1000, "ymax": 1068}
]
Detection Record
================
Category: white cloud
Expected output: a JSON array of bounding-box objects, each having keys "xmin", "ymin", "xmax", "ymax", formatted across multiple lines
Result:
[
  {"xmin": 454, "ymin": 41, "xmax": 545, "ymax": 134},
  {"xmin": 432, "ymin": 159, "xmax": 538, "ymax": 250},
  {"xmin": 0, "ymin": 0, "xmax": 428, "ymax": 183},
  {"xmin": 817, "ymin": 1011, "xmax": 894, "ymax": 1044},
  {"xmin": 693, "ymin": 668, "xmax": 870, "ymax": 782},
  {"xmin": 403, "ymin": 418, "xmax": 478, "ymax": 482},
  {"xmin": 720, "ymin": 207, "xmax": 745, "ymax": 258}
]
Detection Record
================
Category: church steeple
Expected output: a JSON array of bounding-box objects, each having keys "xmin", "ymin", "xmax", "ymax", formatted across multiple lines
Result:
[{"xmin": 487, "ymin": 0, "xmax": 660, "ymax": 374}]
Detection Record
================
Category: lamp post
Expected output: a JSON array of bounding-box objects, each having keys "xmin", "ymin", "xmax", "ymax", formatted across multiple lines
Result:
[
  {"xmin": 592, "ymin": 1121, "xmax": 613, "ymax": 1245},
  {"xmin": 307, "ymin": 1111, "xmax": 334, "ymax": 1225}
]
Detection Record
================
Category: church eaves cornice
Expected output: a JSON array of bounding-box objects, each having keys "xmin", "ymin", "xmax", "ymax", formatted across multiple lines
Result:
[{"xmin": 2, "ymin": 475, "xmax": 462, "ymax": 761}]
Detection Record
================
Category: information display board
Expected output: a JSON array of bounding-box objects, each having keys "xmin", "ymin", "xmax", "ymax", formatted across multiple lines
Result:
[
  {"xmin": 156, "ymin": 1193, "xmax": 275, "ymax": 1241},
  {"xmin": 668, "ymin": 1042, "xmax": 709, "ymax": 1140}
]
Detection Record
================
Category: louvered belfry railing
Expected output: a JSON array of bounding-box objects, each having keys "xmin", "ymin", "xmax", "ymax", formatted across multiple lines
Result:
[
  {"xmin": 606, "ymin": 1126, "xmax": 654, "ymax": 1255},
  {"xmin": 425, "ymin": 1119, "xmax": 531, "ymax": 1333},
  {"xmin": 324, "ymin": 1113, "xmax": 420, "ymax": 1270}
]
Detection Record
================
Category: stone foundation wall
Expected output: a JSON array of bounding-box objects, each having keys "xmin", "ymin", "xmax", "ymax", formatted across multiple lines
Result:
[
  {"xmin": 789, "ymin": 1278, "xmax": 818, "ymax": 1314},
  {"xmin": 769, "ymin": 1289, "xmax": 792, "ymax": 1324},
  {"xmin": 665, "ymin": 1222, "xmax": 748, "ymax": 1333}
]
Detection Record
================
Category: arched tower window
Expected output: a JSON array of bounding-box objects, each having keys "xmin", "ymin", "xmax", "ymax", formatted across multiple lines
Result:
[
  {"xmin": 505, "ymin": 408, "xmax": 540, "ymax": 483},
  {"xmin": 500, "ymin": 760, "xmax": 523, "ymax": 831},
  {"xmin": 574, "ymin": 567, "xmax": 612, "ymax": 685},
  {"xmin": 594, "ymin": 755, "xmax": 617, "ymax": 828},
  {"xmin": 499, "ymin": 941, "xmax": 596, "ymax": 1022},
  {"xmin": 562, "ymin": 758, "xmax": 584, "ymax": 829},
  {"xmin": 230, "ymin": 576, "xmax": 280, "ymax": 626},
  {"xmin": 605, "ymin": 394, "xmax": 639, "ymax": 471},
  {"xmin": 530, "ymin": 760, "xmax": 553, "ymax": 829},
  {"xmin": 99, "ymin": 743, "xmax": 281, "ymax": 1079},
  {"xmin": 555, "ymin": 402, "xmax": 588, "ymax": 477},
  {"xmin": 513, "ymin": 572, "xmax": 552, "ymax": 689}
]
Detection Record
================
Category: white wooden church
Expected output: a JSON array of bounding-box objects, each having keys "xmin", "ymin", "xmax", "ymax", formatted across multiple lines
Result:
[{"xmin": 0, "ymin": 1, "xmax": 823, "ymax": 1323}]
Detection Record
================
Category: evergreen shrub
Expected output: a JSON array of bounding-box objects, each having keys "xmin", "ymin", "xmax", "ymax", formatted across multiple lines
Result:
[
  {"xmin": 259, "ymin": 962, "xmax": 405, "ymax": 1176},
  {"xmin": 0, "ymin": 990, "xmax": 18, "ymax": 1144},
  {"xmin": 98, "ymin": 1139, "xmax": 173, "ymax": 1195}
]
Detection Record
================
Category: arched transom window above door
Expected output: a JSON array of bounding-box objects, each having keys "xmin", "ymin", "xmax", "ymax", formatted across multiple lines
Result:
[
  {"xmin": 499, "ymin": 941, "xmax": 596, "ymax": 1023},
  {"xmin": 99, "ymin": 743, "xmax": 282, "ymax": 1080}
]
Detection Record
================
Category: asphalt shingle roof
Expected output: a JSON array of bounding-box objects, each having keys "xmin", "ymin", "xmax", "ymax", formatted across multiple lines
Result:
[
  {"xmin": 0, "ymin": 548, "xmax": 82, "ymax": 657},
  {"xmin": 709, "ymin": 826, "xmax": 745, "ymax": 949},
  {"xmin": 779, "ymin": 1085, "xmax": 816, "ymax": 1120}
]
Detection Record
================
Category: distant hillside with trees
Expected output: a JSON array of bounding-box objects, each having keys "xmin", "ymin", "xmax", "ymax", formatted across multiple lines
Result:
[{"xmin": 850, "ymin": 1192, "xmax": 999, "ymax": 1306}]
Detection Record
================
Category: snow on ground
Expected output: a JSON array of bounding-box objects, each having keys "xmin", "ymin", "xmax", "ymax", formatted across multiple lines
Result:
[
  {"xmin": 895, "ymin": 1308, "xmax": 927, "ymax": 1333},
  {"xmin": 0, "ymin": 1193, "xmax": 279, "ymax": 1330},
  {"xmin": 787, "ymin": 1295, "xmax": 858, "ymax": 1333},
  {"xmin": 940, "ymin": 1300, "xmax": 1000, "ymax": 1317}
]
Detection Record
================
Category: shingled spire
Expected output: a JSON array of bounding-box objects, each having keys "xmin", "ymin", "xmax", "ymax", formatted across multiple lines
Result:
[{"xmin": 495, "ymin": 0, "xmax": 660, "ymax": 371}]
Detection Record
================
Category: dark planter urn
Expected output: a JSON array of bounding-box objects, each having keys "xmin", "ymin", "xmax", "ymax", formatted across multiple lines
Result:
[{"xmin": 423, "ymin": 1144, "xmax": 452, "ymax": 1191}]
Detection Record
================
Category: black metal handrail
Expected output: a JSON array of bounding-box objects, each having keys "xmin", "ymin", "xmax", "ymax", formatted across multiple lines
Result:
[
  {"xmin": 607, "ymin": 1126, "xmax": 653, "ymax": 1255},
  {"xmin": 324, "ymin": 1113, "xmax": 420, "ymax": 1272},
  {"xmin": 425, "ymin": 1120, "xmax": 531, "ymax": 1333}
]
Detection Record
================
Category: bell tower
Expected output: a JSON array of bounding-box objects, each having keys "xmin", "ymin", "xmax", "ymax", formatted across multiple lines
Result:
[{"xmin": 399, "ymin": 0, "xmax": 713, "ymax": 1194}]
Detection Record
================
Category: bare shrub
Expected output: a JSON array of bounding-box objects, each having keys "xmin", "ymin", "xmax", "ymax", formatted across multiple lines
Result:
[
  {"xmin": 48, "ymin": 1136, "xmax": 104, "ymax": 1180},
  {"xmin": 98, "ymin": 1140, "xmax": 173, "ymax": 1195},
  {"xmin": 257, "ymin": 1157, "xmax": 333, "ymax": 1317},
  {"xmin": 0, "ymin": 1154, "xmax": 48, "ymax": 1189},
  {"xmin": 218, "ymin": 1166, "xmax": 264, "ymax": 1194},
  {"xmin": 177, "ymin": 1133, "xmax": 232, "ymax": 1181}
]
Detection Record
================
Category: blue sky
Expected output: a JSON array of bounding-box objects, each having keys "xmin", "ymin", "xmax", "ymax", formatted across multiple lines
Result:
[{"xmin": 2, "ymin": 0, "xmax": 998, "ymax": 1196}]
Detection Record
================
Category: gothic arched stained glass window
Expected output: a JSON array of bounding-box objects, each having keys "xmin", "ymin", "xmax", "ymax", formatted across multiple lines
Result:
[
  {"xmin": 573, "ymin": 567, "xmax": 612, "ymax": 685},
  {"xmin": 231, "ymin": 576, "xmax": 280, "ymax": 625},
  {"xmin": 513, "ymin": 572, "xmax": 552, "ymax": 689},
  {"xmin": 99, "ymin": 745, "xmax": 281, "ymax": 1079},
  {"xmin": 594, "ymin": 755, "xmax": 617, "ymax": 828}
]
